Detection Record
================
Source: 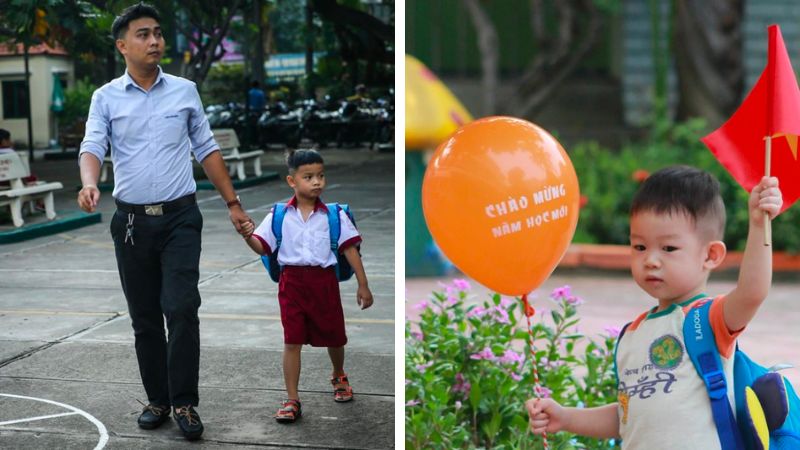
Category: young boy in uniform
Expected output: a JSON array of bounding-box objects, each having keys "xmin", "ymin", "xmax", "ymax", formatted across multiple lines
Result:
[
  {"xmin": 242, "ymin": 148, "xmax": 373, "ymax": 423},
  {"xmin": 527, "ymin": 166, "xmax": 783, "ymax": 449}
]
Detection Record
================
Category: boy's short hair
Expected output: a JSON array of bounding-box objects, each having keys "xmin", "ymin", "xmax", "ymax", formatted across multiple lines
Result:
[
  {"xmin": 112, "ymin": 2, "xmax": 161, "ymax": 40},
  {"xmin": 286, "ymin": 148, "xmax": 324, "ymax": 174},
  {"xmin": 631, "ymin": 165, "xmax": 726, "ymax": 240},
  {"xmin": 0, "ymin": 128, "xmax": 10, "ymax": 143}
]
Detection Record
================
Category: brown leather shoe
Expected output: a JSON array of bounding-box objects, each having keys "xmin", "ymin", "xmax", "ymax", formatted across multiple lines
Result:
[
  {"xmin": 137, "ymin": 404, "xmax": 170, "ymax": 430},
  {"xmin": 173, "ymin": 405, "xmax": 204, "ymax": 440}
]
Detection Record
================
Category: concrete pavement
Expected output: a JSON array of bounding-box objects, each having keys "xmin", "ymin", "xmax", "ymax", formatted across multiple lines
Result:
[{"xmin": 0, "ymin": 147, "xmax": 395, "ymax": 449}]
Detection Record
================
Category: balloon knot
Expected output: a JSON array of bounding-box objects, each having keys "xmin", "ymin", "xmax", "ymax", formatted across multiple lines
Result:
[{"xmin": 522, "ymin": 294, "xmax": 535, "ymax": 317}]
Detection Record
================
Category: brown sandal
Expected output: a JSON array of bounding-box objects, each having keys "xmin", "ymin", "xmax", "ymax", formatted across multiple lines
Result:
[
  {"xmin": 274, "ymin": 399, "xmax": 302, "ymax": 423},
  {"xmin": 331, "ymin": 374, "xmax": 354, "ymax": 402}
]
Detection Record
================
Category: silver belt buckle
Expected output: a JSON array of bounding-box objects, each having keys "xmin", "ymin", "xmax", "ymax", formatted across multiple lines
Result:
[{"xmin": 144, "ymin": 204, "xmax": 164, "ymax": 216}]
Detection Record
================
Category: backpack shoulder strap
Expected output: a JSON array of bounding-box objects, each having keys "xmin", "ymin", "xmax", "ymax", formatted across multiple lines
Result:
[
  {"xmin": 613, "ymin": 321, "xmax": 632, "ymax": 386},
  {"xmin": 326, "ymin": 202, "xmax": 341, "ymax": 253},
  {"xmin": 683, "ymin": 300, "xmax": 745, "ymax": 450},
  {"xmin": 271, "ymin": 203, "xmax": 287, "ymax": 251}
]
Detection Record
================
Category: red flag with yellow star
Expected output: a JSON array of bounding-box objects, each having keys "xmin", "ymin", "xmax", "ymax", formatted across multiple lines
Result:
[{"xmin": 702, "ymin": 24, "xmax": 800, "ymax": 212}]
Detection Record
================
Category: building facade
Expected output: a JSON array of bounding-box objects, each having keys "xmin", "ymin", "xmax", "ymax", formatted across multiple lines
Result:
[{"xmin": 0, "ymin": 42, "xmax": 74, "ymax": 149}]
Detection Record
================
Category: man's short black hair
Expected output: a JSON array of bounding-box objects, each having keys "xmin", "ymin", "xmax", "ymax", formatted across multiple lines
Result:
[
  {"xmin": 111, "ymin": 2, "xmax": 161, "ymax": 40},
  {"xmin": 0, "ymin": 128, "xmax": 10, "ymax": 143},
  {"xmin": 631, "ymin": 165, "xmax": 726, "ymax": 240},
  {"xmin": 286, "ymin": 148, "xmax": 324, "ymax": 174}
]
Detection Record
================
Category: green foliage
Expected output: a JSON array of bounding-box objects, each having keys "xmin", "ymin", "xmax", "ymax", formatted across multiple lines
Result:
[
  {"xmin": 201, "ymin": 63, "xmax": 248, "ymax": 106},
  {"xmin": 406, "ymin": 281, "xmax": 620, "ymax": 449},
  {"xmin": 571, "ymin": 119, "xmax": 800, "ymax": 253},
  {"xmin": 60, "ymin": 78, "xmax": 96, "ymax": 127}
]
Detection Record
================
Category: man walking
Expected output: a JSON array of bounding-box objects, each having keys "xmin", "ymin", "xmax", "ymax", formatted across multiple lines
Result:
[{"xmin": 77, "ymin": 3, "xmax": 250, "ymax": 440}]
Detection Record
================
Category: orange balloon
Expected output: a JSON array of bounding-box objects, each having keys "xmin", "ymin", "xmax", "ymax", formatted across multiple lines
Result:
[{"xmin": 422, "ymin": 117, "xmax": 580, "ymax": 296}]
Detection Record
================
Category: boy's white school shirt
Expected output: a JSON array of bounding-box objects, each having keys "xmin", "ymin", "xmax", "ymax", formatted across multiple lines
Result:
[
  {"xmin": 615, "ymin": 296, "xmax": 739, "ymax": 450},
  {"xmin": 252, "ymin": 197, "xmax": 361, "ymax": 267}
]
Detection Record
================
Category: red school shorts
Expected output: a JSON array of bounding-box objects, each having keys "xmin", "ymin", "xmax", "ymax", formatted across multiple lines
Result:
[{"xmin": 278, "ymin": 265, "xmax": 347, "ymax": 347}]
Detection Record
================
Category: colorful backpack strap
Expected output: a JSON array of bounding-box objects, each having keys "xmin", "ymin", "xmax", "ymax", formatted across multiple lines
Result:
[
  {"xmin": 325, "ymin": 202, "xmax": 343, "ymax": 280},
  {"xmin": 683, "ymin": 300, "xmax": 745, "ymax": 450},
  {"xmin": 262, "ymin": 203, "xmax": 288, "ymax": 283},
  {"xmin": 326, "ymin": 202, "xmax": 341, "ymax": 253},
  {"xmin": 271, "ymin": 203, "xmax": 287, "ymax": 250}
]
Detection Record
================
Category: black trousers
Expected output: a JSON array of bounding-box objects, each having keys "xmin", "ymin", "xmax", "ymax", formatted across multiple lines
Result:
[{"xmin": 110, "ymin": 201, "xmax": 203, "ymax": 407}]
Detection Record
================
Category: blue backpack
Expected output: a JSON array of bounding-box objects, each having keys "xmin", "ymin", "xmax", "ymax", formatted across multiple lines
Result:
[
  {"xmin": 616, "ymin": 300, "xmax": 800, "ymax": 450},
  {"xmin": 682, "ymin": 300, "xmax": 800, "ymax": 450},
  {"xmin": 260, "ymin": 202, "xmax": 357, "ymax": 282}
]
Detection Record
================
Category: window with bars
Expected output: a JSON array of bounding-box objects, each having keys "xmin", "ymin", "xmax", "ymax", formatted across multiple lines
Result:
[{"xmin": 2, "ymin": 80, "xmax": 29, "ymax": 119}]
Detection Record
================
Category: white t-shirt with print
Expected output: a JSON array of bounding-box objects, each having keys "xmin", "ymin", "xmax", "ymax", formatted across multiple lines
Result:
[{"xmin": 616, "ymin": 296, "xmax": 740, "ymax": 450}]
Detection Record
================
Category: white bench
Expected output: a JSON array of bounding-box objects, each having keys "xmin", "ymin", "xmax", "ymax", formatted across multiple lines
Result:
[
  {"xmin": 212, "ymin": 128, "xmax": 264, "ymax": 181},
  {"xmin": 100, "ymin": 129, "xmax": 264, "ymax": 182},
  {"xmin": 0, "ymin": 152, "xmax": 63, "ymax": 227}
]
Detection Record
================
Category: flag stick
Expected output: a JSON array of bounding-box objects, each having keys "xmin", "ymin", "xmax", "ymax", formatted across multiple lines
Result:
[{"xmin": 764, "ymin": 135, "xmax": 772, "ymax": 246}]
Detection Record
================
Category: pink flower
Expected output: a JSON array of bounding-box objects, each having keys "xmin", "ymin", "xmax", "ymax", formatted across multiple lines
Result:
[
  {"xmin": 566, "ymin": 295, "xmax": 584, "ymax": 306},
  {"xmin": 453, "ymin": 278, "xmax": 471, "ymax": 291},
  {"xmin": 500, "ymin": 349, "xmax": 525, "ymax": 365},
  {"xmin": 510, "ymin": 372, "xmax": 522, "ymax": 382},
  {"xmin": 492, "ymin": 306, "xmax": 510, "ymax": 324},
  {"xmin": 470, "ymin": 346, "xmax": 496, "ymax": 361},
  {"xmin": 466, "ymin": 306, "xmax": 487, "ymax": 318},
  {"xmin": 416, "ymin": 361, "xmax": 433, "ymax": 373},
  {"xmin": 535, "ymin": 385, "xmax": 553, "ymax": 398},
  {"xmin": 549, "ymin": 360, "xmax": 565, "ymax": 369},
  {"xmin": 452, "ymin": 373, "xmax": 471, "ymax": 395},
  {"xmin": 406, "ymin": 399, "xmax": 420, "ymax": 407},
  {"xmin": 410, "ymin": 331, "xmax": 424, "ymax": 341},
  {"xmin": 414, "ymin": 300, "xmax": 429, "ymax": 311},
  {"xmin": 444, "ymin": 296, "xmax": 459, "ymax": 308},
  {"xmin": 550, "ymin": 285, "xmax": 572, "ymax": 301},
  {"xmin": 499, "ymin": 296, "xmax": 514, "ymax": 309},
  {"xmin": 604, "ymin": 325, "xmax": 622, "ymax": 338}
]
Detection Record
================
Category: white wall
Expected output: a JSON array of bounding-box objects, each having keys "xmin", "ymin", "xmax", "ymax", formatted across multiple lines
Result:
[{"xmin": 0, "ymin": 54, "xmax": 74, "ymax": 149}]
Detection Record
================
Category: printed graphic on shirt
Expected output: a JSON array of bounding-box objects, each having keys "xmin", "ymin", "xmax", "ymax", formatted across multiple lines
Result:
[
  {"xmin": 619, "ymin": 370, "xmax": 677, "ymax": 401},
  {"xmin": 649, "ymin": 334, "xmax": 684, "ymax": 370},
  {"xmin": 618, "ymin": 391, "xmax": 630, "ymax": 424}
]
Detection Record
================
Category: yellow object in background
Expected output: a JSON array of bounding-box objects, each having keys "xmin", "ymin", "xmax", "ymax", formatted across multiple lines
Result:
[{"xmin": 405, "ymin": 55, "xmax": 473, "ymax": 150}]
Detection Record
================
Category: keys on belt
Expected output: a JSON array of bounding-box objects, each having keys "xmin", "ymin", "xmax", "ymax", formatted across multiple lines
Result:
[{"xmin": 125, "ymin": 213, "xmax": 135, "ymax": 246}]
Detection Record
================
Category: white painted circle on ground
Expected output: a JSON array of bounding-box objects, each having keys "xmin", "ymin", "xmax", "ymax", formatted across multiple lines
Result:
[{"xmin": 0, "ymin": 393, "xmax": 108, "ymax": 449}]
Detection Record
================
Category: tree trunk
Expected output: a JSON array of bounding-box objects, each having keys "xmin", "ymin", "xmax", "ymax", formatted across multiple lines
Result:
[
  {"xmin": 178, "ymin": 0, "xmax": 243, "ymax": 91},
  {"xmin": 252, "ymin": 0, "xmax": 266, "ymax": 85},
  {"xmin": 463, "ymin": 0, "xmax": 499, "ymax": 116},
  {"xmin": 673, "ymin": 0, "xmax": 743, "ymax": 126},
  {"xmin": 499, "ymin": 0, "xmax": 602, "ymax": 118}
]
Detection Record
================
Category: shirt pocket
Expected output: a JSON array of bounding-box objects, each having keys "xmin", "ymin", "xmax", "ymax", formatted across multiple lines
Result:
[
  {"xmin": 158, "ymin": 110, "xmax": 189, "ymax": 147},
  {"xmin": 312, "ymin": 230, "xmax": 332, "ymax": 261}
]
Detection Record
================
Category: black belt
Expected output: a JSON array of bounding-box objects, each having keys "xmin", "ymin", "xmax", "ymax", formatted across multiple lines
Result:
[{"xmin": 115, "ymin": 193, "xmax": 196, "ymax": 216}]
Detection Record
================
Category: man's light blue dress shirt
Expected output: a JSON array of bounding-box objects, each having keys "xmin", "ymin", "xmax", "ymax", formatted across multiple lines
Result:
[{"xmin": 79, "ymin": 68, "xmax": 218, "ymax": 204}]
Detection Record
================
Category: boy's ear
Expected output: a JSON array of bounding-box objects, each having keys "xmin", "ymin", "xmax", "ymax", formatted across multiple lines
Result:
[
  {"xmin": 704, "ymin": 240, "xmax": 727, "ymax": 270},
  {"xmin": 286, "ymin": 174, "xmax": 295, "ymax": 188}
]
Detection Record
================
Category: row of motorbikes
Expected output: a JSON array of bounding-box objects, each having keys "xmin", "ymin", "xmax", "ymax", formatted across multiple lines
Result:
[{"xmin": 205, "ymin": 94, "xmax": 394, "ymax": 150}]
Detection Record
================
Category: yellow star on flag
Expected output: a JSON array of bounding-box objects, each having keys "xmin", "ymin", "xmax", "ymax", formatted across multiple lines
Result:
[{"xmin": 771, "ymin": 133, "xmax": 799, "ymax": 159}]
